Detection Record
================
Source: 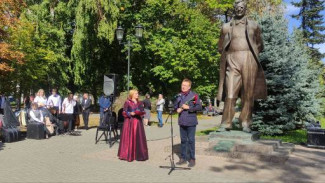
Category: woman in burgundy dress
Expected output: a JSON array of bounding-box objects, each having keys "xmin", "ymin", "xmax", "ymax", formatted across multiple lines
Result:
[{"xmin": 118, "ymin": 89, "xmax": 148, "ymax": 161}]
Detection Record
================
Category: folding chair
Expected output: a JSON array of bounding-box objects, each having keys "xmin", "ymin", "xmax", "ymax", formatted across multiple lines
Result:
[{"xmin": 95, "ymin": 116, "xmax": 117, "ymax": 147}]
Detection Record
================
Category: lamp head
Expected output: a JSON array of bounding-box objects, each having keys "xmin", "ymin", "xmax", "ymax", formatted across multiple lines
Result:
[
  {"xmin": 116, "ymin": 26, "xmax": 124, "ymax": 43},
  {"xmin": 135, "ymin": 24, "xmax": 143, "ymax": 39}
]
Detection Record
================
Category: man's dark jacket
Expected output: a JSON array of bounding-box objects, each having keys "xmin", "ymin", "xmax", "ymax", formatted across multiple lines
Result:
[
  {"xmin": 174, "ymin": 91, "xmax": 202, "ymax": 126},
  {"xmin": 81, "ymin": 98, "xmax": 92, "ymax": 113}
]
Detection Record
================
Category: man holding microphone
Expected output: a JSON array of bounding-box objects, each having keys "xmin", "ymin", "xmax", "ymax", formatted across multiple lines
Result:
[{"xmin": 174, "ymin": 79, "xmax": 202, "ymax": 167}]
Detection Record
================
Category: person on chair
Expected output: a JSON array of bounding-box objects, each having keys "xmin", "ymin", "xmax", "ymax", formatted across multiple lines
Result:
[
  {"xmin": 174, "ymin": 79, "xmax": 202, "ymax": 167},
  {"xmin": 81, "ymin": 93, "xmax": 92, "ymax": 130},
  {"xmin": 29, "ymin": 103, "xmax": 51, "ymax": 138}
]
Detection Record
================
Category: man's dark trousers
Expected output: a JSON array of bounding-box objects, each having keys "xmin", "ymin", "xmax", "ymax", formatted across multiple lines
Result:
[
  {"xmin": 82, "ymin": 111, "xmax": 90, "ymax": 129},
  {"xmin": 180, "ymin": 125, "xmax": 196, "ymax": 160}
]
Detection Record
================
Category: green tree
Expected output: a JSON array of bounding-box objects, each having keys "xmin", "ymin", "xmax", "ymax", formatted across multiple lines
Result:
[
  {"xmin": 5, "ymin": 15, "xmax": 54, "ymax": 95},
  {"xmin": 71, "ymin": 0, "xmax": 120, "ymax": 101},
  {"xmin": 3, "ymin": 0, "xmax": 76, "ymax": 96},
  {"xmin": 204, "ymin": 0, "xmax": 234, "ymax": 21},
  {"xmin": 197, "ymin": 0, "xmax": 282, "ymax": 22},
  {"xmin": 0, "ymin": 0, "xmax": 25, "ymax": 94},
  {"xmin": 252, "ymin": 11, "xmax": 321, "ymax": 135},
  {"xmin": 28, "ymin": 0, "xmax": 72, "ymax": 93},
  {"xmin": 118, "ymin": 0, "xmax": 221, "ymax": 99},
  {"xmin": 291, "ymin": 0, "xmax": 325, "ymax": 60}
]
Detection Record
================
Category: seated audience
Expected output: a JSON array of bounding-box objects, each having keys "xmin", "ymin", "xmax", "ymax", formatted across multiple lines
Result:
[
  {"xmin": 29, "ymin": 103, "xmax": 51, "ymax": 138},
  {"xmin": 206, "ymin": 103, "xmax": 216, "ymax": 116}
]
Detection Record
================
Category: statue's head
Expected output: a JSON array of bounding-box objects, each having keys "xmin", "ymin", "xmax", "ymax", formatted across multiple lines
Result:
[{"xmin": 234, "ymin": 0, "xmax": 247, "ymax": 18}]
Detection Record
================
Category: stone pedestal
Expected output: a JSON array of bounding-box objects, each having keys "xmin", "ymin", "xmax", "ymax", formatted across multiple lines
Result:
[
  {"xmin": 165, "ymin": 130, "xmax": 295, "ymax": 164},
  {"xmin": 206, "ymin": 131, "xmax": 295, "ymax": 163}
]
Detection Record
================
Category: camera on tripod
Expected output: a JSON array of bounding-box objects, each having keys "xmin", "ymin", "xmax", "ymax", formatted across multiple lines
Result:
[{"xmin": 167, "ymin": 100, "xmax": 174, "ymax": 112}]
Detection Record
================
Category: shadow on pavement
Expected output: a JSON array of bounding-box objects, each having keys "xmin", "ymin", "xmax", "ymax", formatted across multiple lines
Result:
[
  {"xmin": 0, "ymin": 142, "xmax": 4, "ymax": 150},
  {"xmin": 207, "ymin": 145, "xmax": 325, "ymax": 182}
]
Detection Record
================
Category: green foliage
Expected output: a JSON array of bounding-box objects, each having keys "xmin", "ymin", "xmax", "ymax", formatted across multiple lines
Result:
[
  {"xmin": 3, "ymin": 0, "xmax": 72, "ymax": 95},
  {"xmin": 290, "ymin": 0, "xmax": 325, "ymax": 121},
  {"xmin": 261, "ymin": 129, "xmax": 307, "ymax": 144},
  {"xmin": 124, "ymin": 0, "xmax": 221, "ymax": 98},
  {"xmin": 291, "ymin": 0, "xmax": 325, "ymax": 60},
  {"xmin": 252, "ymin": 11, "xmax": 321, "ymax": 135},
  {"xmin": 71, "ymin": 0, "xmax": 119, "ymax": 82},
  {"xmin": 71, "ymin": 0, "xmax": 120, "ymax": 100},
  {"xmin": 318, "ymin": 117, "xmax": 325, "ymax": 129},
  {"xmin": 205, "ymin": 0, "xmax": 234, "ymax": 12},
  {"xmin": 196, "ymin": 127, "xmax": 219, "ymax": 136}
]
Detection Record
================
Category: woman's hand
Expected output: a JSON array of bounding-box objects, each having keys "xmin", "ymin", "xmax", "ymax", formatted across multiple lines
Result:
[{"xmin": 130, "ymin": 112, "xmax": 136, "ymax": 116}]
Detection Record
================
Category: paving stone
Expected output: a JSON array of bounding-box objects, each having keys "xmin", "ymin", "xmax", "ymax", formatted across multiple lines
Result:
[{"xmin": 0, "ymin": 115, "xmax": 324, "ymax": 182}]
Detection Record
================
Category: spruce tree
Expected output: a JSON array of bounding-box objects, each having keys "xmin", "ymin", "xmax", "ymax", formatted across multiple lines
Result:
[
  {"xmin": 291, "ymin": 0, "xmax": 325, "ymax": 60},
  {"xmin": 252, "ymin": 12, "xmax": 321, "ymax": 135}
]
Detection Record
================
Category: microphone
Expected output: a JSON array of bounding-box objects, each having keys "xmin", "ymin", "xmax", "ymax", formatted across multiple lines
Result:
[{"xmin": 173, "ymin": 93, "xmax": 181, "ymax": 99}]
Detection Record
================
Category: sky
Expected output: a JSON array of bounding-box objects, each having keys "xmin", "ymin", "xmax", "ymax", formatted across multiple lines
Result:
[{"xmin": 283, "ymin": 0, "xmax": 325, "ymax": 63}]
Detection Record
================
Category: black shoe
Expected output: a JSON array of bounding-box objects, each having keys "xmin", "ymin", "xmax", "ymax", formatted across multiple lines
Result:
[
  {"xmin": 188, "ymin": 159, "xmax": 196, "ymax": 167},
  {"xmin": 176, "ymin": 158, "xmax": 187, "ymax": 165},
  {"xmin": 225, "ymin": 127, "xmax": 232, "ymax": 131}
]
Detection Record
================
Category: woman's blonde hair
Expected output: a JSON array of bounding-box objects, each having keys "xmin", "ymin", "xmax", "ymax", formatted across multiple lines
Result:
[
  {"xmin": 128, "ymin": 89, "xmax": 138, "ymax": 100},
  {"xmin": 37, "ymin": 89, "xmax": 45, "ymax": 98}
]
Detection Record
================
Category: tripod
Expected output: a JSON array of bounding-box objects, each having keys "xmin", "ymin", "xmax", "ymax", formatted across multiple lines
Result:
[{"xmin": 159, "ymin": 109, "xmax": 190, "ymax": 175}]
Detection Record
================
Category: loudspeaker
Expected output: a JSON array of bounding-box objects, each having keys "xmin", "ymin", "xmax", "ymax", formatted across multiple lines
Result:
[
  {"xmin": 103, "ymin": 74, "xmax": 118, "ymax": 96},
  {"xmin": 307, "ymin": 128, "xmax": 325, "ymax": 149}
]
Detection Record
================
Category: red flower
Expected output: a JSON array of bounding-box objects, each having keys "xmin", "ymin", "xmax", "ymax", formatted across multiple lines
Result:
[{"xmin": 193, "ymin": 94, "xmax": 198, "ymax": 104}]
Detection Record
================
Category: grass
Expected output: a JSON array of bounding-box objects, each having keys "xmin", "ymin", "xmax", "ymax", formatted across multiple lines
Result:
[
  {"xmin": 195, "ymin": 125, "xmax": 308, "ymax": 144},
  {"xmin": 319, "ymin": 117, "xmax": 325, "ymax": 129},
  {"xmin": 196, "ymin": 127, "xmax": 219, "ymax": 136},
  {"xmin": 256, "ymin": 116, "xmax": 325, "ymax": 144},
  {"xmin": 261, "ymin": 129, "xmax": 307, "ymax": 144}
]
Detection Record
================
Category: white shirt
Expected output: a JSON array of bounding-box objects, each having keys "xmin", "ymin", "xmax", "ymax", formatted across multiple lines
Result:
[
  {"xmin": 156, "ymin": 99, "xmax": 165, "ymax": 111},
  {"xmin": 62, "ymin": 98, "xmax": 76, "ymax": 114},
  {"xmin": 29, "ymin": 109, "xmax": 44, "ymax": 123},
  {"xmin": 47, "ymin": 94, "xmax": 62, "ymax": 110},
  {"xmin": 34, "ymin": 96, "xmax": 47, "ymax": 107}
]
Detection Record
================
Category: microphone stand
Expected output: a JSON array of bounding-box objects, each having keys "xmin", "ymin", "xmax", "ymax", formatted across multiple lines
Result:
[{"xmin": 159, "ymin": 107, "xmax": 190, "ymax": 175}]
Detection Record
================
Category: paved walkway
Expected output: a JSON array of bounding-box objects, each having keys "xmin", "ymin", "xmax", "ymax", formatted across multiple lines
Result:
[{"xmin": 0, "ymin": 115, "xmax": 324, "ymax": 182}]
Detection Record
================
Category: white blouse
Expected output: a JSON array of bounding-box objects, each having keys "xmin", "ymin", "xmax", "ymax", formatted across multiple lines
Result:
[
  {"xmin": 62, "ymin": 98, "xmax": 76, "ymax": 114},
  {"xmin": 34, "ymin": 96, "xmax": 47, "ymax": 107},
  {"xmin": 47, "ymin": 95, "xmax": 62, "ymax": 110}
]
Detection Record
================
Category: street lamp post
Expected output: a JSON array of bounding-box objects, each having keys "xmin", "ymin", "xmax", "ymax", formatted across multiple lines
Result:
[
  {"xmin": 16, "ymin": 83, "xmax": 20, "ymax": 111},
  {"xmin": 116, "ymin": 25, "xmax": 143, "ymax": 93}
]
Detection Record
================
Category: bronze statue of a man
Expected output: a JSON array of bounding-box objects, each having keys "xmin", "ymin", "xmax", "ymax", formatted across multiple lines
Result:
[{"xmin": 217, "ymin": 0, "xmax": 267, "ymax": 133}]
